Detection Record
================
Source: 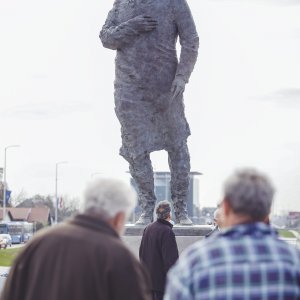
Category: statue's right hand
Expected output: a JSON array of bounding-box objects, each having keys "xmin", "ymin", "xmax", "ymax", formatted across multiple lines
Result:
[{"xmin": 128, "ymin": 15, "xmax": 158, "ymax": 33}]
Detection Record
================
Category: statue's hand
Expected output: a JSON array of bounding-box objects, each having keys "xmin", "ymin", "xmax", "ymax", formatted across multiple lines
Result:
[
  {"xmin": 171, "ymin": 77, "xmax": 186, "ymax": 100},
  {"xmin": 127, "ymin": 15, "xmax": 158, "ymax": 33}
]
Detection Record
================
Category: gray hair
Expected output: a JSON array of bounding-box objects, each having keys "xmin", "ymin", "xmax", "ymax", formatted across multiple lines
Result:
[
  {"xmin": 224, "ymin": 168, "xmax": 275, "ymax": 221},
  {"xmin": 83, "ymin": 178, "xmax": 137, "ymax": 219},
  {"xmin": 156, "ymin": 200, "xmax": 171, "ymax": 220}
]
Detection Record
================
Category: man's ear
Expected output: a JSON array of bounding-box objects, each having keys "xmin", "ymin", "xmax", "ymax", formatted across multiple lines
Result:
[
  {"xmin": 112, "ymin": 212, "xmax": 126, "ymax": 235},
  {"xmin": 222, "ymin": 198, "xmax": 231, "ymax": 217}
]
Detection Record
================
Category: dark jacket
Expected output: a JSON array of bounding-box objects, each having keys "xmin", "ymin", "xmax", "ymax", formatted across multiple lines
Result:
[
  {"xmin": 139, "ymin": 219, "xmax": 179, "ymax": 293},
  {"xmin": 1, "ymin": 214, "xmax": 151, "ymax": 300}
]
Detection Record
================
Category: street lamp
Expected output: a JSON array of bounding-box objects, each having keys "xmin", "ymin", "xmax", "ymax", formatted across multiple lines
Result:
[
  {"xmin": 2, "ymin": 145, "xmax": 20, "ymax": 221},
  {"xmin": 55, "ymin": 161, "xmax": 68, "ymax": 224}
]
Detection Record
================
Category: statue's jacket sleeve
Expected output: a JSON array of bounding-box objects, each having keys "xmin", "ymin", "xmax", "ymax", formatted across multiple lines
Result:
[
  {"xmin": 173, "ymin": 0, "xmax": 199, "ymax": 83},
  {"xmin": 99, "ymin": 1, "xmax": 139, "ymax": 50}
]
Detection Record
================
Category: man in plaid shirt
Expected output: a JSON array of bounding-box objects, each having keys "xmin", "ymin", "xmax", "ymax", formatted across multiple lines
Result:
[{"xmin": 164, "ymin": 168, "xmax": 300, "ymax": 300}]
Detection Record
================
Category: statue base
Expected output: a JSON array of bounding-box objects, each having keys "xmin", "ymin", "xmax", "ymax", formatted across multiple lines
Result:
[{"xmin": 122, "ymin": 224, "xmax": 212, "ymax": 257}]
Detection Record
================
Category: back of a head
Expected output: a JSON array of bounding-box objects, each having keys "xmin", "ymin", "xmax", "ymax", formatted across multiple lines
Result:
[
  {"xmin": 156, "ymin": 200, "xmax": 171, "ymax": 220},
  {"xmin": 83, "ymin": 178, "xmax": 137, "ymax": 220},
  {"xmin": 224, "ymin": 168, "xmax": 275, "ymax": 222}
]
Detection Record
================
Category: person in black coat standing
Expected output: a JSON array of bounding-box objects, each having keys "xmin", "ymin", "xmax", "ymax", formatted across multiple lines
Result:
[{"xmin": 139, "ymin": 200, "xmax": 179, "ymax": 300}]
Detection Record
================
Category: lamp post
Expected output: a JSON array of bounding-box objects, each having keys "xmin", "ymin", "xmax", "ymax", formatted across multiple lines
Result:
[
  {"xmin": 2, "ymin": 145, "xmax": 20, "ymax": 221},
  {"xmin": 55, "ymin": 161, "xmax": 68, "ymax": 224}
]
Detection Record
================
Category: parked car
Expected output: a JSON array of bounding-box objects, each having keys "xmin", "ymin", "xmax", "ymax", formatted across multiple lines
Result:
[{"xmin": 0, "ymin": 234, "xmax": 12, "ymax": 249}]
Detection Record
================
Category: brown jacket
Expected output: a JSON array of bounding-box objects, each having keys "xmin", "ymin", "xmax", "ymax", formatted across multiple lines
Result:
[{"xmin": 1, "ymin": 214, "xmax": 151, "ymax": 300}]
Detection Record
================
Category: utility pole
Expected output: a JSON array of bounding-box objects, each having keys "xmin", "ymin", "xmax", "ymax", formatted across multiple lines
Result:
[
  {"xmin": 55, "ymin": 161, "xmax": 68, "ymax": 224},
  {"xmin": 3, "ymin": 145, "xmax": 20, "ymax": 221}
]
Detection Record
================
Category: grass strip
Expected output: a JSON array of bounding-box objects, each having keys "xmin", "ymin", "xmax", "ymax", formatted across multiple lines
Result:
[{"xmin": 0, "ymin": 247, "xmax": 22, "ymax": 267}]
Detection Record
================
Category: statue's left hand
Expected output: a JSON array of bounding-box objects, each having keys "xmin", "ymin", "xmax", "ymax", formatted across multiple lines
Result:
[{"xmin": 171, "ymin": 77, "xmax": 186, "ymax": 100}]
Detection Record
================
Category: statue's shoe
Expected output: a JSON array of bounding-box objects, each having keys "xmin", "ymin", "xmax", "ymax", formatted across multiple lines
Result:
[
  {"xmin": 177, "ymin": 215, "xmax": 193, "ymax": 226},
  {"xmin": 135, "ymin": 214, "xmax": 152, "ymax": 225}
]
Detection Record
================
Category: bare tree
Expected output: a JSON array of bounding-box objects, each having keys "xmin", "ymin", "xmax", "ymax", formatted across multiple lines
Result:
[{"xmin": 10, "ymin": 189, "xmax": 28, "ymax": 207}]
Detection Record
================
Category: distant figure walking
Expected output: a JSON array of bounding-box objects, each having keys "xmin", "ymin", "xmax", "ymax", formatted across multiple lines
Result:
[
  {"xmin": 1, "ymin": 179, "xmax": 151, "ymax": 300},
  {"xmin": 165, "ymin": 168, "xmax": 300, "ymax": 299},
  {"xmin": 139, "ymin": 200, "xmax": 179, "ymax": 300}
]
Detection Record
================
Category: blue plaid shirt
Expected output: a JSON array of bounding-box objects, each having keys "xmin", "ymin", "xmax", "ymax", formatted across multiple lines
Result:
[{"xmin": 164, "ymin": 223, "xmax": 300, "ymax": 300}]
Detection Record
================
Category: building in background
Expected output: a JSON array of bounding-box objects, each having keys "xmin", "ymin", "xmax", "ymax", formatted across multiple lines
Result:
[
  {"xmin": 287, "ymin": 212, "xmax": 300, "ymax": 228},
  {"xmin": 130, "ymin": 171, "xmax": 202, "ymax": 223},
  {"xmin": 0, "ymin": 207, "xmax": 51, "ymax": 227},
  {"xmin": 0, "ymin": 207, "xmax": 51, "ymax": 243}
]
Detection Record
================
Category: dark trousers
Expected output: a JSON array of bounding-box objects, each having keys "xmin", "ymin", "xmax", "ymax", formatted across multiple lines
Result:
[{"xmin": 152, "ymin": 291, "xmax": 164, "ymax": 300}]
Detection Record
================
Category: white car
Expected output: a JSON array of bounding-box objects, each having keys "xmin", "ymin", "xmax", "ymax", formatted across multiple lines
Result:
[{"xmin": 0, "ymin": 234, "xmax": 12, "ymax": 248}]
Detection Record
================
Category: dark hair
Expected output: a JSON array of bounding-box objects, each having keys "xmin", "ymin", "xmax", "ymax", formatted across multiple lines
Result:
[{"xmin": 156, "ymin": 200, "xmax": 171, "ymax": 220}]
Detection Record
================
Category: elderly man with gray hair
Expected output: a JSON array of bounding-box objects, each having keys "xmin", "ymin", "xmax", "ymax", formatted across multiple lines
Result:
[
  {"xmin": 1, "ymin": 178, "xmax": 151, "ymax": 300},
  {"xmin": 165, "ymin": 168, "xmax": 300, "ymax": 300},
  {"xmin": 139, "ymin": 200, "xmax": 179, "ymax": 300}
]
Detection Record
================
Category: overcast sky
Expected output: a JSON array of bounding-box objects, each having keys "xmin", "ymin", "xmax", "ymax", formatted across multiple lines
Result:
[{"xmin": 0, "ymin": 0, "xmax": 300, "ymax": 212}]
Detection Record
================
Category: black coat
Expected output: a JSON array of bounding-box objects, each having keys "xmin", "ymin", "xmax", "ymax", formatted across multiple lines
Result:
[
  {"xmin": 139, "ymin": 219, "xmax": 179, "ymax": 293},
  {"xmin": 1, "ymin": 214, "xmax": 151, "ymax": 300}
]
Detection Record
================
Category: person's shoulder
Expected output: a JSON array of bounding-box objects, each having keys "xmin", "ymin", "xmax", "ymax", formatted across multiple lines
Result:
[
  {"xmin": 141, "ymin": 221, "xmax": 156, "ymax": 235},
  {"xmin": 148, "ymin": 220, "xmax": 170, "ymax": 230},
  {"xmin": 158, "ymin": 220, "xmax": 175, "ymax": 233},
  {"xmin": 109, "ymin": 237, "xmax": 142, "ymax": 269},
  {"xmin": 11, "ymin": 223, "xmax": 72, "ymax": 260},
  {"xmin": 179, "ymin": 232, "xmax": 228, "ymax": 266},
  {"xmin": 167, "ymin": 239, "xmax": 205, "ymax": 282},
  {"xmin": 27, "ymin": 222, "xmax": 71, "ymax": 244},
  {"xmin": 178, "ymin": 239, "xmax": 205, "ymax": 264},
  {"xmin": 102, "ymin": 233, "xmax": 135, "ymax": 257},
  {"xmin": 147, "ymin": 221, "xmax": 158, "ymax": 229},
  {"xmin": 271, "ymin": 236, "xmax": 300, "ymax": 263}
]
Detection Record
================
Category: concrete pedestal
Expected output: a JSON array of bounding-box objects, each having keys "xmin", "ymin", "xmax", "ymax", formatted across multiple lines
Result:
[{"xmin": 122, "ymin": 224, "xmax": 212, "ymax": 257}]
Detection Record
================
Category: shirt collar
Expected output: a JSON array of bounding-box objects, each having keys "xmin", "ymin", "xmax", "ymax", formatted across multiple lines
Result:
[
  {"xmin": 157, "ymin": 218, "xmax": 173, "ymax": 228},
  {"xmin": 220, "ymin": 222, "xmax": 278, "ymax": 239},
  {"xmin": 70, "ymin": 213, "xmax": 120, "ymax": 238}
]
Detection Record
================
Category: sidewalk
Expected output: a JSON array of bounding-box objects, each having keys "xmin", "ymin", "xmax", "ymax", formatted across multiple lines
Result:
[
  {"xmin": 290, "ymin": 230, "xmax": 300, "ymax": 239},
  {"xmin": 290, "ymin": 230, "xmax": 300, "ymax": 249},
  {"xmin": 0, "ymin": 266, "xmax": 9, "ymax": 274},
  {"xmin": 0, "ymin": 244, "xmax": 24, "ymax": 293},
  {"xmin": 0, "ymin": 266, "xmax": 9, "ymax": 293}
]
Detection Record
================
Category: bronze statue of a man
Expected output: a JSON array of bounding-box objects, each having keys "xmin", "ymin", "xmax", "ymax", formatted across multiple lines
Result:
[{"xmin": 100, "ymin": 0, "xmax": 199, "ymax": 225}]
